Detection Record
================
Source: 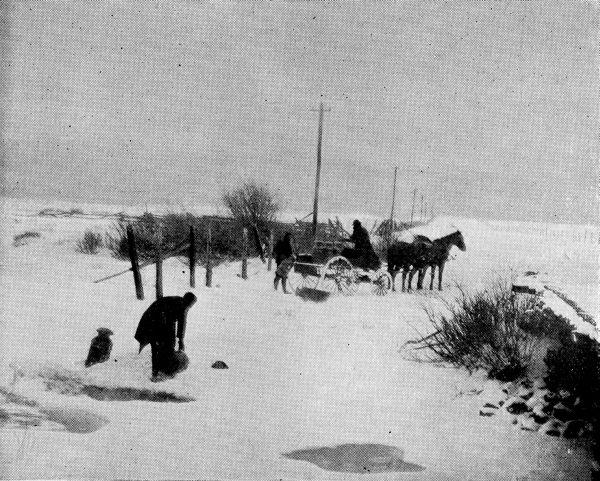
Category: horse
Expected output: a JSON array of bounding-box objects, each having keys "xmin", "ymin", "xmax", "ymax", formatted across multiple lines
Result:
[
  {"xmin": 386, "ymin": 236, "xmax": 434, "ymax": 292},
  {"xmin": 420, "ymin": 230, "xmax": 466, "ymax": 291}
]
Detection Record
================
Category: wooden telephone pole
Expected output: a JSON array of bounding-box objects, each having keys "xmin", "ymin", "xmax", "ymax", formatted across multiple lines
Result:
[
  {"xmin": 389, "ymin": 166, "xmax": 398, "ymax": 239},
  {"xmin": 310, "ymin": 102, "xmax": 331, "ymax": 238},
  {"xmin": 410, "ymin": 189, "xmax": 417, "ymax": 225}
]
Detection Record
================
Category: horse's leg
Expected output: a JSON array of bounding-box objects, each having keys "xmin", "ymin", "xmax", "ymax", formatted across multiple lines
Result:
[
  {"xmin": 438, "ymin": 262, "xmax": 445, "ymax": 290},
  {"xmin": 390, "ymin": 269, "xmax": 397, "ymax": 292},
  {"xmin": 407, "ymin": 268, "xmax": 415, "ymax": 291},
  {"xmin": 416, "ymin": 267, "xmax": 424, "ymax": 290},
  {"xmin": 429, "ymin": 265, "xmax": 435, "ymax": 290}
]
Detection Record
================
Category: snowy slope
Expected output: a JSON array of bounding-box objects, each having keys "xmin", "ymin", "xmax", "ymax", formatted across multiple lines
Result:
[{"xmin": 0, "ymin": 200, "xmax": 597, "ymax": 480}]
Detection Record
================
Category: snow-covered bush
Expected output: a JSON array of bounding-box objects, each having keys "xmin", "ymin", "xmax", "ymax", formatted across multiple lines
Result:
[
  {"xmin": 13, "ymin": 231, "xmax": 41, "ymax": 247},
  {"xmin": 76, "ymin": 230, "xmax": 103, "ymax": 254},
  {"xmin": 407, "ymin": 281, "xmax": 542, "ymax": 381}
]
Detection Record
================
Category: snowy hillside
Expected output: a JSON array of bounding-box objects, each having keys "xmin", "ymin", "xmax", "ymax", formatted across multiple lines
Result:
[{"xmin": 0, "ymin": 199, "xmax": 598, "ymax": 480}]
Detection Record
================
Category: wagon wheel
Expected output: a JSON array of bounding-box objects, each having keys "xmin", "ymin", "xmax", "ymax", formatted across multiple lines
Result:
[
  {"xmin": 287, "ymin": 271, "xmax": 319, "ymax": 293},
  {"xmin": 319, "ymin": 256, "xmax": 359, "ymax": 296},
  {"xmin": 371, "ymin": 269, "xmax": 393, "ymax": 296}
]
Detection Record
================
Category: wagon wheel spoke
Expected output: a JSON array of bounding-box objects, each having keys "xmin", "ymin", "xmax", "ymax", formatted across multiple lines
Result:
[
  {"xmin": 288, "ymin": 272, "xmax": 319, "ymax": 293},
  {"xmin": 320, "ymin": 256, "xmax": 358, "ymax": 296},
  {"xmin": 371, "ymin": 270, "xmax": 393, "ymax": 296}
]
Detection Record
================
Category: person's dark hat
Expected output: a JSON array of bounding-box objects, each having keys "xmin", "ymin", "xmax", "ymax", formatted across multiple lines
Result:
[
  {"xmin": 183, "ymin": 292, "xmax": 197, "ymax": 305},
  {"xmin": 353, "ymin": 219, "xmax": 361, "ymax": 226},
  {"xmin": 96, "ymin": 327, "xmax": 114, "ymax": 336}
]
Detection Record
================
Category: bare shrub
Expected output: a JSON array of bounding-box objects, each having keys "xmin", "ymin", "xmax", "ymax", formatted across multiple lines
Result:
[
  {"xmin": 405, "ymin": 280, "xmax": 542, "ymax": 380},
  {"xmin": 76, "ymin": 230, "xmax": 103, "ymax": 254},
  {"xmin": 222, "ymin": 181, "xmax": 279, "ymax": 233}
]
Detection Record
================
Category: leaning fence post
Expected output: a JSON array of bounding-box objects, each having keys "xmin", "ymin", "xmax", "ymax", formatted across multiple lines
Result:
[
  {"xmin": 189, "ymin": 225, "xmax": 196, "ymax": 288},
  {"xmin": 242, "ymin": 227, "xmax": 248, "ymax": 280},
  {"xmin": 206, "ymin": 222, "xmax": 213, "ymax": 287},
  {"xmin": 267, "ymin": 231, "xmax": 273, "ymax": 271},
  {"xmin": 155, "ymin": 229, "xmax": 163, "ymax": 299},
  {"xmin": 127, "ymin": 225, "xmax": 144, "ymax": 300}
]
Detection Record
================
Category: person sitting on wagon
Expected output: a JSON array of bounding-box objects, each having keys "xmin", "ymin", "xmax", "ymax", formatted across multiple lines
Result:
[
  {"xmin": 342, "ymin": 220, "xmax": 381, "ymax": 271},
  {"xmin": 273, "ymin": 232, "xmax": 296, "ymax": 293}
]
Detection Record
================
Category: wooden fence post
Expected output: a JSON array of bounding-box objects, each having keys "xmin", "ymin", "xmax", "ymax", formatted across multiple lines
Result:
[
  {"xmin": 155, "ymin": 229, "xmax": 163, "ymax": 299},
  {"xmin": 189, "ymin": 225, "xmax": 196, "ymax": 288},
  {"xmin": 127, "ymin": 225, "xmax": 144, "ymax": 300},
  {"xmin": 242, "ymin": 227, "xmax": 248, "ymax": 280},
  {"xmin": 267, "ymin": 231, "xmax": 273, "ymax": 271},
  {"xmin": 206, "ymin": 222, "xmax": 213, "ymax": 287}
]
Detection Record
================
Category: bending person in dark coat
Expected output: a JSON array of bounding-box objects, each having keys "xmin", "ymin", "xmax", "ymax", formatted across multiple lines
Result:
[{"xmin": 134, "ymin": 292, "xmax": 197, "ymax": 381}]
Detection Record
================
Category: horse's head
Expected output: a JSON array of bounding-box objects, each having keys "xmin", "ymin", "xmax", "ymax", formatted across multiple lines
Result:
[{"xmin": 453, "ymin": 230, "xmax": 466, "ymax": 251}]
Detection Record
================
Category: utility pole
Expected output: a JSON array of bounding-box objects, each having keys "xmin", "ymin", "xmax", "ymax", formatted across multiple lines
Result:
[
  {"xmin": 410, "ymin": 189, "xmax": 417, "ymax": 225},
  {"xmin": 389, "ymin": 166, "xmax": 398, "ymax": 240},
  {"xmin": 310, "ymin": 101, "xmax": 331, "ymax": 238},
  {"xmin": 420, "ymin": 194, "xmax": 424, "ymax": 221}
]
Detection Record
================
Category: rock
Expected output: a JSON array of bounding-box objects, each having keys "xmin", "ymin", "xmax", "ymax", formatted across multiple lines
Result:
[
  {"xmin": 211, "ymin": 361, "xmax": 228, "ymax": 369},
  {"xmin": 483, "ymin": 403, "xmax": 499, "ymax": 409},
  {"xmin": 501, "ymin": 382, "xmax": 518, "ymax": 397},
  {"xmin": 531, "ymin": 402, "xmax": 548, "ymax": 417},
  {"xmin": 540, "ymin": 420, "xmax": 564, "ymax": 437},
  {"xmin": 562, "ymin": 419, "xmax": 586, "ymax": 439},
  {"xmin": 553, "ymin": 403, "xmax": 575, "ymax": 422},
  {"xmin": 544, "ymin": 392, "xmax": 558, "ymax": 404},
  {"xmin": 520, "ymin": 416, "xmax": 541, "ymax": 432},
  {"xmin": 520, "ymin": 378, "xmax": 533, "ymax": 389},
  {"xmin": 532, "ymin": 379, "xmax": 547, "ymax": 390},
  {"xmin": 505, "ymin": 397, "xmax": 530, "ymax": 415},
  {"xmin": 479, "ymin": 410, "xmax": 495, "ymax": 417},
  {"xmin": 532, "ymin": 413, "xmax": 549, "ymax": 425},
  {"xmin": 517, "ymin": 386, "xmax": 534, "ymax": 400},
  {"xmin": 525, "ymin": 395, "xmax": 543, "ymax": 409}
]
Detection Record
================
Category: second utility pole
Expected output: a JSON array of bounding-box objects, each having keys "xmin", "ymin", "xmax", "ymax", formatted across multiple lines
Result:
[{"xmin": 311, "ymin": 101, "xmax": 330, "ymax": 238}]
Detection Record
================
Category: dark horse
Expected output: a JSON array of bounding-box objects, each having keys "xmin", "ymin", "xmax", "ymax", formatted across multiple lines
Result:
[
  {"xmin": 387, "ymin": 230, "xmax": 466, "ymax": 292},
  {"xmin": 386, "ymin": 236, "xmax": 433, "ymax": 292},
  {"xmin": 420, "ymin": 230, "xmax": 466, "ymax": 291}
]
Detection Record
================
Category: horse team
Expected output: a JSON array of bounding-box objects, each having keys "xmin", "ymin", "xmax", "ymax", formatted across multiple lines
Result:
[{"xmin": 386, "ymin": 230, "xmax": 466, "ymax": 292}]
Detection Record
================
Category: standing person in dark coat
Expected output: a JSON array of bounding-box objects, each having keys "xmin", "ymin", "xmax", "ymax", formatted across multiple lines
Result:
[
  {"xmin": 134, "ymin": 292, "xmax": 197, "ymax": 381},
  {"xmin": 273, "ymin": 232, "xmax": 296, "ymax": 293}
]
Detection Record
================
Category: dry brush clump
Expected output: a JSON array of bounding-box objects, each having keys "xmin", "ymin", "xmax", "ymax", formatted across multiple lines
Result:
[
  {"xmin": 76, "ymin": 230, "xmax": 104, "ymax": 254},
  {"xmin": 105, "ymin": 212, "xmax": 245, "ymax": 264},
  {"xmin": 406, "ymin": 281, "xmax": 543, "ymax": 381}
]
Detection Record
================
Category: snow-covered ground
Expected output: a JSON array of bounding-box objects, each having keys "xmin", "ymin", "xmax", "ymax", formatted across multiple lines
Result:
[{"xmin": 0, "ymin": 197, "xmax": 598, "ymax": 480}]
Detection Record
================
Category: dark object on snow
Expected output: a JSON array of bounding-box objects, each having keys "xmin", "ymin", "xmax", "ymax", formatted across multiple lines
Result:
[
  {"xmin": 479, "ymin": 410, "xmax": 495, "ymax": 417},
  {"xmin": 211, "ymin": 361, "xmax": 228, "ymax": 369},
  {"xmin": 85, "ymin": 328, "xmax": 114, "ymax": 367},
  {"xmin": 135, "ymin": 292, "xmax": 197, "ymax": 378},
  {"xmin": 505, "ymin": 399, "xmax": 529, "ymax": 415}
]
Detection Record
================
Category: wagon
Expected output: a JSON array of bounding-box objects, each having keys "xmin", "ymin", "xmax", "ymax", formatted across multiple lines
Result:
[{"xmin": 288, "ymin": 239, "xmax": 393, "ymax": 296}]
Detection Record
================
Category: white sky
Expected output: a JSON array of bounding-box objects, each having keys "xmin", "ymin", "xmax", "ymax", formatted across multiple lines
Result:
[{"xmin": 1, "ymin": 0, "xmax": 598, "ymax": 223}]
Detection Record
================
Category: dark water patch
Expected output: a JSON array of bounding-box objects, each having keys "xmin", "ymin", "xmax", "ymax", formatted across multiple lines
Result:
[
  {"xmin": 283, "ymin": 443, "xmax": 425, "ymax": 474},
  {"xmin": 81, "ymin": 385, "xmax": 195, "ymax": 403}
]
